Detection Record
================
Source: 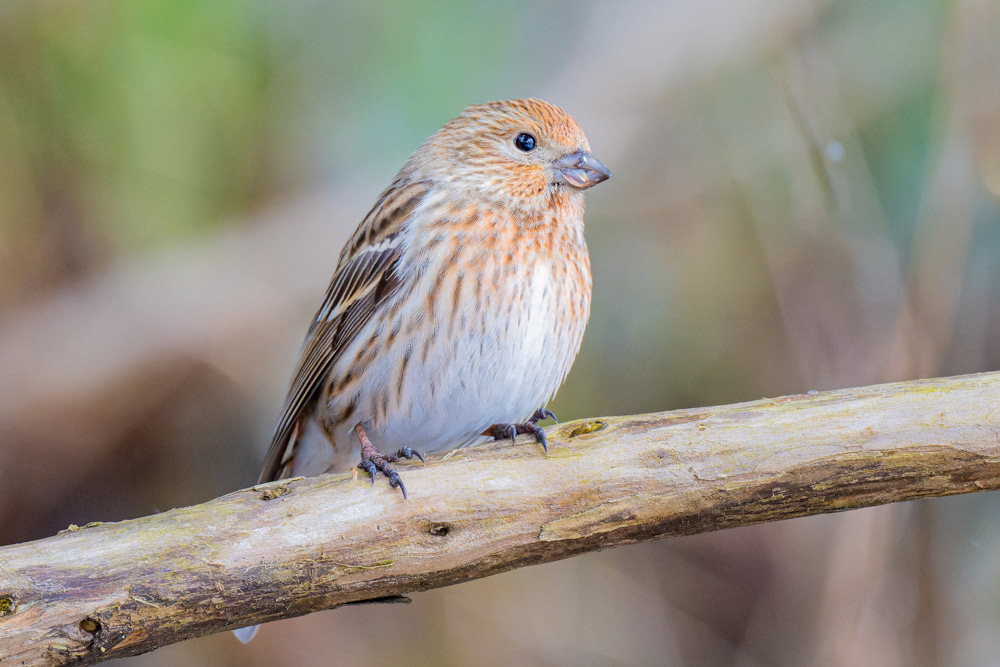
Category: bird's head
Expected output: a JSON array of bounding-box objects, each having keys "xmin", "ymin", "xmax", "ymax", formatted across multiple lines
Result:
[{"xmin": 408, "ymin": 98, "xmax": 610, "ymax": 217}]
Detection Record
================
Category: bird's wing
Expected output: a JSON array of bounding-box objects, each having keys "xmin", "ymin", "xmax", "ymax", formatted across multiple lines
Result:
[{"xmin": 258, "ymin": 180, "xmax": 430, "ymax": 483}]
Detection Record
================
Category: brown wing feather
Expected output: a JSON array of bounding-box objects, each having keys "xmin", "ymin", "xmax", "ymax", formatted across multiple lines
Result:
[{"xmin": 258, "ymin": 180, "xmax": 429, "ymax": 483}]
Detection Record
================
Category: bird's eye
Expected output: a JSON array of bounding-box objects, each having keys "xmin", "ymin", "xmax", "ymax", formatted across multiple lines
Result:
[{"xmin": 514, "ymin": 132, "xmax": 537, "ymax": 152}]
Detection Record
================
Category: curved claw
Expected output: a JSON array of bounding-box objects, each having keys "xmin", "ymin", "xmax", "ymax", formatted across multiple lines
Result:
[
  {"xmin": 388, "ymin": 471, "xmax": 408, "ymax": 500},
  {"xmin": 487, "ymin": 419, "xmax": 551, "ymax": 453},
  {"xmin": 532, "ymin": 408, "xmax": 558, "ymax": 424},
  {"xmin": 356, "ymin": 423, "xmax": 415, "ymax": 499},
  {"xmin": 358, "ymin": 460, "xmax": 378, "ymax": 485},
  {"xmin": 532, "ymin": 424, "xmax": 548, "ymax": 454},
  {"xmin": 397, "ymin": 446, "xmax": 425, "ymax": 464}
]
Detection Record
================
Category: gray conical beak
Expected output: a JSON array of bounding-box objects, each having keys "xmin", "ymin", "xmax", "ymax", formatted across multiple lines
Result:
[{"xmin": 555, "ymin": 151, "xmax": 611, "ymax": 190}]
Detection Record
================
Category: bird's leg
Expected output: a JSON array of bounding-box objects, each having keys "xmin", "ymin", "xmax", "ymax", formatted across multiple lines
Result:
[
  {"xmin": 355, "ymin": 423, "xmax": 424, "ymax": 499},
  {"xmin": 483, "ymin": 408, "xmax": 558, "ymax": 453}
]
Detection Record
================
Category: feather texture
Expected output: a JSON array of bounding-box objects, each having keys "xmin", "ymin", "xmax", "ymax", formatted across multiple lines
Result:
[
  {"xmin": 259, "ymin": 180, "xmax": 431, "ymax": 482},
  {"xmin": 257, "ymin": 98, "xmax": 607, "ymax": 485}
]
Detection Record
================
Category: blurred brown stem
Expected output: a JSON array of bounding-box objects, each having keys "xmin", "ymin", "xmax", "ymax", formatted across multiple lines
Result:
[{"xmin": 3, "ymin": 372, "xmax": 1000, "ymax": 665}]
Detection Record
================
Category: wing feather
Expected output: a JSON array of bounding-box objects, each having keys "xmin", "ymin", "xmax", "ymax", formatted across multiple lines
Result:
[{"xmin": 258, "ymin": 180, "xmax": 429, "ymax": 483}]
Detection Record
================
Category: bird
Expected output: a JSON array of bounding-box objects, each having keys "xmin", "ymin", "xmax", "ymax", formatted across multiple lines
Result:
[
  {"xmin": 233, "ymin": 98, "xmax": 607, "ymax": 644},
  {"xmin": 258, "ymin": 97, "xmax": 609, "ymax": 497}
]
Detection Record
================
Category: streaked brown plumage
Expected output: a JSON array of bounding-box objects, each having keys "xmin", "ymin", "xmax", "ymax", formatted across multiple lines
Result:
[
  {"xmin": 258, "ymin": 98, "xmax": 609, "ymax": 494},
  {"xmin": 235, "ymin": 97, "xmax": 607, "ymax": 644}
]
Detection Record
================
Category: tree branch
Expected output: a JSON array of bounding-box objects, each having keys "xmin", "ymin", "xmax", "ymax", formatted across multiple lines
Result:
[{"xmin": 3, "ymin": 372, "xmax": 1000, "ymax": 664}]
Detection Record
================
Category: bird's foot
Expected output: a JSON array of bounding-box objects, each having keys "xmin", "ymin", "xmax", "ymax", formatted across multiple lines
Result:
[
  {"xmin": 355, "ymin": 424, "xmax": 424, "ymax": 499},
  {"xmin": 484, "ymin": 408, "xmax": 558, "ymax": 453}
]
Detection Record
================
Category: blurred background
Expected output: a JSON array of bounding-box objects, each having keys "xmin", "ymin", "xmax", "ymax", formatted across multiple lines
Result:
[{"xmin": 1, "ymin": 0, "xmax": 999, "ymax": 665}]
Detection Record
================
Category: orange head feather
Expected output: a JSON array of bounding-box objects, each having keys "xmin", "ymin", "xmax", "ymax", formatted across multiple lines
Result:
[{"xmin": 402, "ymin": 98, "xmax": 607, "ymax": 216}]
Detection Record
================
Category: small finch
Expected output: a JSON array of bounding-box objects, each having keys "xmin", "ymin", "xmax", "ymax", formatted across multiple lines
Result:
[{"xmin": 258, "ymin": 98, "xmax": 609, "ymax": 497}]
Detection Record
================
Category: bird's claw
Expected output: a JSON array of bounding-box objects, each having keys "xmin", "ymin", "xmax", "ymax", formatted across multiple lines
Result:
[
  {"xmin": 531, "ymin": 408, "xmax": 558, "ymax": 424},
  {"xmin": 360, "ymin": 460, "xmax": 378, "ymax": 485},
  {"xmin": 530, "ymin": 423, "xmax": 548, "ymax": 453},
  {"xmin": 484, "ymin": 422, "xmax": 517, "ymax": 444},
  {"xmin": 355, "ymin": 424, "xmax": 417, "ymax": 499},
  {"xmin": 387, "ymin": 471, "xmax": 407, "ymax": 500},
  {"xmin": 357, "ymin": 454, "xmax": 408, "ymax": 498},
  {"xmin": 396, "ymin": 446, "xmax": 425, "ymax": 464},
  {"xmin": 485, "ymin": 410, "xmax": 552, "ymax": 454}
]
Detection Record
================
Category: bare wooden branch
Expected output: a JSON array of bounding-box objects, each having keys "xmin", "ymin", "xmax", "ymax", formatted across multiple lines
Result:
[{"xmin": 3, "ymin": 371, "xmax": 1000, "ymax": 665}]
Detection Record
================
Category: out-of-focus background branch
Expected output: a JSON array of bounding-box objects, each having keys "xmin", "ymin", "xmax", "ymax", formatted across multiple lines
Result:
[{"xmin": 1, "ymin": 2, "xmax": 998, "ymax": 665}]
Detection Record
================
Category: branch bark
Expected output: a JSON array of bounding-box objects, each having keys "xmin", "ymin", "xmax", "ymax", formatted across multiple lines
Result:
[{"xmin": 3, "ymin": 372, "xmax": 1000, "ymax": 665}]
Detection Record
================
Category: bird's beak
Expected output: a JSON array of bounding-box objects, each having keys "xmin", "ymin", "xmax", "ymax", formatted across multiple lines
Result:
[{"xmin": 555, "ymin": 151, "xmax": 611, "ymax": 190}]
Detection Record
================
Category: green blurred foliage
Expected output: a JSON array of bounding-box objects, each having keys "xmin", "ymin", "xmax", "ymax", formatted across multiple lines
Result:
[
  {"xmin": 1, "ymin": 2, "xmax": 268, "ymax": 242},
  {"xmin": 0, "ymin": 1, "xmax": 593, "ymax": 301}
]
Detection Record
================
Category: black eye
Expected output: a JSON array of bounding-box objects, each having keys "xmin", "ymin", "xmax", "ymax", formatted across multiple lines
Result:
[{"xmin": 514, "ymin": 132, "xmax": 536, "ymax": 152}]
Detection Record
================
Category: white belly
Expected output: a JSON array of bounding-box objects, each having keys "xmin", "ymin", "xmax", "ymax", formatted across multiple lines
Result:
[{"xmin": 345, "ymin": 253, "xmax": 582, "ymax": 456}]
